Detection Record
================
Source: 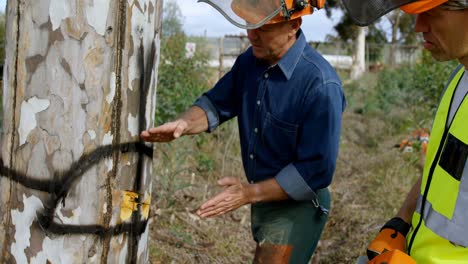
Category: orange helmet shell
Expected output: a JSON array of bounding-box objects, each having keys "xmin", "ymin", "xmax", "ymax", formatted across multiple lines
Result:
[
  {"xmin": 231, "ymin": 0, "xmax": 324, "ymax": 27},
  {"xmin": 268, "ymin": 0, "xmax": 325, "ymax": 24},
  {"xmin": 400, "ymin": 0, "xmax": 449, "ymax": 14}
]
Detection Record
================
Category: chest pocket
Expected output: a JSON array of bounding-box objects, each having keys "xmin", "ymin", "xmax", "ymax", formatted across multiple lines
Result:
[
  {"xmin": 261, "ymin": 112, "xmax": 298, "ymax": 162},
  {"xmin": 439, "ymin": 133, "xmax": 468, "ymax": 181}
]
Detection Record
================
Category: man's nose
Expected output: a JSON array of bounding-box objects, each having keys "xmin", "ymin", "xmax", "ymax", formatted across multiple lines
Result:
[{"xmin": 414, "ymin": 13, "xmax": 429, "ymax": 33}]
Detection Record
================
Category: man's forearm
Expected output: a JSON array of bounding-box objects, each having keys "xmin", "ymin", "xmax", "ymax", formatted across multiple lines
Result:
[
  {"xmin": 247, "ymin": 178, "xmax": 290, "ymax": 204},
  {"xmin": 179, "ymin": 106, "xmax": 209, "ymax": 135},
  {"xmin": 397, "ymin": 176, "xmax": 422, "ymax": 224}
]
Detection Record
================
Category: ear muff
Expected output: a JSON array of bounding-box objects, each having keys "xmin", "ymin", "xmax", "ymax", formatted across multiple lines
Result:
[{"xmin": 294, "ymin": 0, "xmax": 308, "ymax": 10}]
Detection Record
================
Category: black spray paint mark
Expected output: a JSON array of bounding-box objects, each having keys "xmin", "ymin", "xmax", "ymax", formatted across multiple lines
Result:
[{"xmin": 0, "ymin": 142, "xmax": 153, "ymax": 238}]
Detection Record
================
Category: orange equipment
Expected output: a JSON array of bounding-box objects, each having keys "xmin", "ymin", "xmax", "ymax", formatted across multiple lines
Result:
[
  {"xmin": 368, "ymin": 250, "xmax": 417, "ymax": 264},
  {"xmin": 401, "ymin": 0, "xmax": 449, "ymax": 13},
  {"xmin": 367, "ymin": 217, "xmax": 411, "ymax": 260},
  {"xmin": 267, "ymin": 0, "xmax": 325, "ymax": 24},
  {"xmin": 231, "ymin": 0, "xmax": 325, "ymax": 25},
  {"xmin": 395, "ymin": 128, "xmax": 430, "ymax": 155}
]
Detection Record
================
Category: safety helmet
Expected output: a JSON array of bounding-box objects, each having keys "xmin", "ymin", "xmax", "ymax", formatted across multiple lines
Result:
[
  {"xmin": 198, "ymin": 0, "xmax": 325, "ymax": 29},
  {"xmin": 341, "ymin": 0, "xmax": 451, "ymax": 26},
  {"xmin": 400, "ymin": 0, "xmax": 448, "ymax": 13}
]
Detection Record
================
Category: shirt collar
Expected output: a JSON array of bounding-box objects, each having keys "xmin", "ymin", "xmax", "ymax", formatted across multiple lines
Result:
[{"xmin": 277, "ymin": 29, "xmax": 306, "ymax": 80}]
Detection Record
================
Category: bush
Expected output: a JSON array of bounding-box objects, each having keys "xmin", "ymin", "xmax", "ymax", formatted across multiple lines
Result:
[
  {"xmin": 155, "ymin": 1, "xmax": 211, "ymax": 124},
  {"xmin": 374, "ymin": 51, "xmax": 457, "ymax": 116},
  {"xmin": 350, "ymin": 51, "xmax": 459, "ymax": 134}
]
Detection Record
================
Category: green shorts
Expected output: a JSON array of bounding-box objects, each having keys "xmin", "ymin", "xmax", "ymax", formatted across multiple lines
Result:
[{"xmin": 251, "ymin": 188, "xmax": 330, "ymax": 264}]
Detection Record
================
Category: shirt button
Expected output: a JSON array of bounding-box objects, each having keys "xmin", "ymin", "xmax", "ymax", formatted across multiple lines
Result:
[
  {"xmin": 250, "ymin": 154, "xmax": 255, "ymax": 160},
  {"xmin": 257, "ymin": 100, "xmax": 261, "ymax": 106},
  {"xmin": 264, "ymin": 73, "xmax": 269, "ymax": 78},
  {"xmin": 254, "ymin": 128, "xmax": 258, "ymax": 133}
]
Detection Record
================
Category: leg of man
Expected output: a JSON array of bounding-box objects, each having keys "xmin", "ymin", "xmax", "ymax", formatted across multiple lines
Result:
[{"xmin": 251, "ymin": 188, "xmax": 331, "ymax": 264}]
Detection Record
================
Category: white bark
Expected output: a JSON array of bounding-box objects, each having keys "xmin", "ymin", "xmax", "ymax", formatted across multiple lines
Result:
[
  {"xmin": 351, "ymin": 26, "xmax": 366, "ymax": 80},
  {"xmin": 0, "ymin": 0, "xmax": 162, "ymax": 263}
]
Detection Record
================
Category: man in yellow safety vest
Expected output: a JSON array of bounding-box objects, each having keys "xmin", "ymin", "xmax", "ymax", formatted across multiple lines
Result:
[{"xmin": 342, "ymin": 0, "xmax": 468, "ymax": 263}]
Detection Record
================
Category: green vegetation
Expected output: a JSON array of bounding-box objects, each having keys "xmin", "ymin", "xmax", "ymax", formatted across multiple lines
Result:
[
  {"xmin": 350, "ymin": 51, "xmax": 457, "ymax": 133},
  {"xmin": 156, "ymin": 1, "xmax": 211, "ymax": 125}
]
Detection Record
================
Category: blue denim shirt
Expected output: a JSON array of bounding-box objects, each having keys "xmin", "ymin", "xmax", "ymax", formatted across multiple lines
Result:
[{"xmin": 194, "ymin": 30, "xmax": 346, "ymax": 201}]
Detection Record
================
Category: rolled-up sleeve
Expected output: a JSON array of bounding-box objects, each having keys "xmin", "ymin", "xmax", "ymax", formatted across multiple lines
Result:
[
  {"xmin": 275, "ymin": 81, "xmax": 346, "ymax": 200},
  {"xmin": 193, "ymin": 95, "xmax": 220, "ymax": 132}
]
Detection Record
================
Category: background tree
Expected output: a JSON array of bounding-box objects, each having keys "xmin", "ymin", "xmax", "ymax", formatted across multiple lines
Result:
[{"xmin": 324, "ymin": 1, "xmax": 417, "ymax": 67}]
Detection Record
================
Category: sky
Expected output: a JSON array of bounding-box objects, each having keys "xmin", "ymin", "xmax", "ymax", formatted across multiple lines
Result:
[
  {"xmin": 0, "ymin": 0, "xmax": 340, "ymax": 42},
  {"xmin": 174, "ymin": 0, "xmax": 341, "ymax": 42}
]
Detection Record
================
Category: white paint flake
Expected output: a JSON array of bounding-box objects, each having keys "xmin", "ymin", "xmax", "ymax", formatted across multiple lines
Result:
[
  {"xmin": 30, "ymin": 237, "xmax": 74, "ymax": 264},
  {"xmin": 88, "ymin": 130, "xmax": 97, "ymax": 140},
  {"xmin": 106, "ymin": 72, "xmax": 116, "ymax": 104},
  {"xmin": 56, "ymin": 205, "xmax": 82, "ymax": 225},
  {"xmin": 103, "ymin": 132, "xmax": 114, "ymax": 172},
  {"xmin": 102, "ymin": 132, "xmax": 113, "ymax": 145},
  {"xmin": 118, "ymin": 239, "xmax": 129, "ymax": 264},
  {"xmin": 137, "ymin": 223, "xmax": 150, "ymax": 259},
  {"xmin": 86, "ymin": 0, "xmax": 111, "ymax": 36},
  {"xmin": 11, "ymin": 195, "xmax": 44, "ymax": 264},
  {"xmin": 127, "ymin": 114, "xmax": 139, "ymax": 137},
  {"xmin": 19, "ymin": 97, "xmax": 50, "ymax": 146},
  {"xmin": 106, "ymin": 159, "xmax": 114, "ymax": 172},
  {"xmin": 128, "ymin": 4, "xmax": 146, "ymax": 91},
  {"xmin": 49, "ymin": 0, "xmax": 71, "ymax": 31}
]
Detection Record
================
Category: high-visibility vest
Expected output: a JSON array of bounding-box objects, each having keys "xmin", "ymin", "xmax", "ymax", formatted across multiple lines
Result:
[{"xmin": 407, "ymin": 65, "xmax": 468, "ymax": 263}]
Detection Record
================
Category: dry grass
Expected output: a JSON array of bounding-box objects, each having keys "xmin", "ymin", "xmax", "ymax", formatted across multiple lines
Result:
[{"xmin": 147, "ymin": 110, "xmax": 424, "ymax": 263}]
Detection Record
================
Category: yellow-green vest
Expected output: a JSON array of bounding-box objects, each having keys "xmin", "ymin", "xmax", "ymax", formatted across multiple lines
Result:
[{"xmin": 407, "ymin": 65, "xmax": 468, "ymax": 263}]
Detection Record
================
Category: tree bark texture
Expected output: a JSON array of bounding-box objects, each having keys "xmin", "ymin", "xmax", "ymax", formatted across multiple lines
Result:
[{"xmin": 0, "ymin": 0, "xmax": 162, "ymax": 263}]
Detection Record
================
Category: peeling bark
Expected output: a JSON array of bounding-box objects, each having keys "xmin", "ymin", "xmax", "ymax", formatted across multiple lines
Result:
[{"xmin": 0, "ymin": 0, "xmax": 162, "ymax": 263}]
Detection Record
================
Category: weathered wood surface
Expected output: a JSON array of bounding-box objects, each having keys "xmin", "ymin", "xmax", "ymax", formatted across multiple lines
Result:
[{"xmin": 0, "ymin": 0, "xmax": 162, "ymax": 263}]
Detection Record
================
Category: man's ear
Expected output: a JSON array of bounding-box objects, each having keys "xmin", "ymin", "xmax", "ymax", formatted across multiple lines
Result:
[
  {"xmin": 290, "ymin": 17, "xmax": 302, "ymax": 34},
  {"xmin": 293, "ymin": 17, "xmax": 302, "ymax": 30},
  {"xmin": 289, "ymin": 17, "xmax": 302, "ymax": 36}
]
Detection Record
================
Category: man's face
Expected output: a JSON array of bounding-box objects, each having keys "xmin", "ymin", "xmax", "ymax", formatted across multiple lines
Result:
[
  {"xmin": 415, "ymin": 7, "xmax": 468, "ymax": 63},
  {"xmin": 246, "ymin": 19, "xmax": 300, "ymax": 64}
]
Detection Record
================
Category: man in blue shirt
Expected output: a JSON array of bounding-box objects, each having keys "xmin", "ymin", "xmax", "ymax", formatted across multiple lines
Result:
[{"xmin": 141, "ymin": 2, "xmax": 345, "ymax": 262}]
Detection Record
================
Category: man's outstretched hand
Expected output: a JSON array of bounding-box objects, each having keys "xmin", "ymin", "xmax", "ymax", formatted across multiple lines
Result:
[
  {"xmin": 197, "ymin": 177, "xmax": 290, "ymax": 218},
  {"xmin": 140, "ymin": 106, "xmax": 209, "ymax": 143},
  {"xmin": 197, "ymin": 177, "xmax": 252, "ymax": 218},
  {"xmin": 140, "ymin": 120, "xmax": 189, "ymax": 142}
]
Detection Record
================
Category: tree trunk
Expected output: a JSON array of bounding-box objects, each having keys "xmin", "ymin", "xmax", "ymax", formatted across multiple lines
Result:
[
  {"xmin": 351, "ymin": 26, "xmax": 366, "ymax": 80},
  {"xmin": 0, "ymin": 0, "xmax": 162, "ymax": 263},
  {"xmin": 389, "ymin": 9, "xmax": 401, "ymax": 67}
]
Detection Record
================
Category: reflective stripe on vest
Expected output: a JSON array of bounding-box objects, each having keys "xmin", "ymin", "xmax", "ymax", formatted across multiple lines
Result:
[{"xmin": 408, "ymin": 66, "xmax": 468, "ymax": 262}]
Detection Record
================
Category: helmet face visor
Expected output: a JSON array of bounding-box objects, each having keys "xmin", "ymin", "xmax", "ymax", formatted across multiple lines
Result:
[
  {"xmin": 341, "ymin": 0, "xmax": 417, "ymax": 26},
  {"xmin": 198, "ymin": 0, "xmax": 282, "ymax": 29}
]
